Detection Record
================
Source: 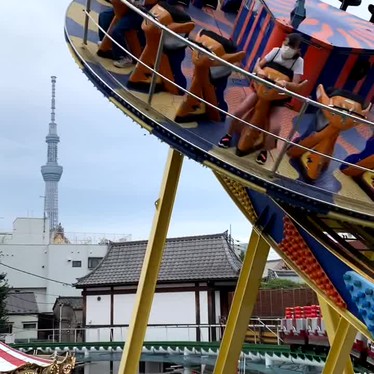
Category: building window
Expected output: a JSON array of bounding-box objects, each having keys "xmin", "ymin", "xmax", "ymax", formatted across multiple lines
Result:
[
  {"xmin": 88, "ymin": 257, "xmax": 103, "ymax": 270},
  {"xmin": 72, "ymin": 261, "xmax": 82, "ymax": 268},
  {"xmin": 23, "ymin": 323, "xmax": 37, "ymax": 330},
  {"xmin": 0, "ymin": 324, "xmax": 12, "ymax": 334}
]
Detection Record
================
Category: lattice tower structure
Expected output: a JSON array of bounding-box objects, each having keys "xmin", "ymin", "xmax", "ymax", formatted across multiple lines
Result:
[{"xmin": 41, "ymin": 76, "xmax": 63, "ymax": 231}]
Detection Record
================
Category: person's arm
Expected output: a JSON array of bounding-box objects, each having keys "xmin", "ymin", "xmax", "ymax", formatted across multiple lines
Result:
[
  {"xmin": 254, "ymin": 48, "xmax": 278, "ymax": 77},
  {"xmin": 282, "ymin": 74, "xmax": 303, "ymax": 90},
  {"xmin": 254, "ymin": 58, "xmax": 267, "ymax": 77},
  {"xmin": 277, "ymin": 58, "xmax": 307, "ymax": 92}
]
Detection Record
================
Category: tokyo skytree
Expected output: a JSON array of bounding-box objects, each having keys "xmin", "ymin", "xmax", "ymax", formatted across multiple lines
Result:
[{"xmin": 41, "ymin": 76, "xmax": 63, "ymax": 231}]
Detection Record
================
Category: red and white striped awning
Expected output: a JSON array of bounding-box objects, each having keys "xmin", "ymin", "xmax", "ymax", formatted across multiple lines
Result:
[{"xmin": 0, "ymin": 342, "xmax": 53, "ymax": 372}]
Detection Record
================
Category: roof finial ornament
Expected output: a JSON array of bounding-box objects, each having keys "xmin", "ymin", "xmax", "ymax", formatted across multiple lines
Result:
[
  {"xmin": 369, "ymin": 4, "xmax": 374, "ymax": 23},
  {"xmin": 338, "ymin": 0, "xmax": 361, "ymax": 11},
  {"xmin": 290, "ymin": 0, "xmax": 306, "ymax": 29}
]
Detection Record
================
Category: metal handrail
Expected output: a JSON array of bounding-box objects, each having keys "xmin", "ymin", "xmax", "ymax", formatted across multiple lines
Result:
[
  {"xmin": 255, "ymin": 317, "xmax": 284, "ymax": 344},
  {"xmin": 120, "ymin": 0, "xmax": 373, "ymax": 126},
  {"xmin": 81, "ymin": 2, "xmax": 374, "ymax": 177}
]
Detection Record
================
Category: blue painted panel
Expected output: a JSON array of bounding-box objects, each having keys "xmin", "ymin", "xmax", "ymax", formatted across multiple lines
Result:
[
  {"xmin": 358, "ymin": 64, "xmax": 374, "ymax": 103},
  {"xmin": 248, "ymin": 18, "xmax": 274, "ymax": 72},
  {"xmin": 232, "ymin": 1, "xmax": 250, "ymax": 42},
  {"xmin": 344, "ymin": 271, "xmax": 374, "ymax": 338},
  {"xmin": 316, "ymin": 50, "xmax": 349, "ymax": 93},
  {"xmin": 242, "ymin": 7, "xmax": 267, "ymax": 67}
]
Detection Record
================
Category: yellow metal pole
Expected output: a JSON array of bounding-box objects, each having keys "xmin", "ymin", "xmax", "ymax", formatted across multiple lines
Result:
[
  {"xmin": 118, "ymin": 148, "xmax": 184, "ymax": 374},
  {"xmin": 318, "ymin": 296, "xmax": 355, "ymax": 374},
  {"xmin": 213, "ymin": 229, "xmax": 270, "ymax": 374}
]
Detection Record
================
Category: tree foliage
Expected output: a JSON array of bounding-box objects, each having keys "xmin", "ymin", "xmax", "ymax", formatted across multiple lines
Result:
[
  {"xmin": 0, "ymin": 275, "xmax": 9, "ymax": 333},
  {"xmin": 260, "ymin": 278, "xmax": 306, "ymax": 289}
]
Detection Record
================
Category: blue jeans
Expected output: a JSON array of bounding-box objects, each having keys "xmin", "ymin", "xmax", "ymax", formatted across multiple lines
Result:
[{"xmin": 98, "ymin": 9, "xmax": 144, "ymax": 60}]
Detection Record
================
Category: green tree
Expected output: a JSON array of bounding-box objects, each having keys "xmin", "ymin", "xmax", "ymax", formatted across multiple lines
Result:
[
  {"xmin": 0, "ymin": 274, "xmax": 9, "ymax": 333},
  {"xmin": 260, "ymin": 278, "xmax": 306, "ymax": 289}
]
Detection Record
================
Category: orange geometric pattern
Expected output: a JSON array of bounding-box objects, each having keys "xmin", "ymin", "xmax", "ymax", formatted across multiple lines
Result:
[{"xmin": 278, "ymin": 216, "xmax": 346, "ymax": 309}]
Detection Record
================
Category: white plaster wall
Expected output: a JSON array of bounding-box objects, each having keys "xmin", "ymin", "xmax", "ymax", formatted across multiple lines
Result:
[
  {"xmin": 215, "ymin": 290, "xmax": 221, "ymax": 323},
  {"xmin": 0, "ymin": 218, "xmax": 108, "ymax": 313},
  {"xmin": 148, "ymin": 292, "xmax": 196, "ymax": 341},
  {"xmin": 8, "ymin": 314, "xmax": 38, "ymax": 342},
  {"xmin": 215, "ymin": 290, "xmax": 222, "ymax": 340},
  {"xmin": 113, "ymin": 292, "xmax": 197, "ymax": 341},
  {"xmin": 199, "ymin": 291, "xmax": 209, "ymax": 341},
  {"xmin": 0, "ymin": 246, "xmax": 47, "ymax": 289},
  {"xmin": 199, "ymin": 291, "xmax": 208, "ymax": 324},
  {"xmin": 114, "ymin": 294, "xmax": 136, "ymax": 325},
  {"xmin": 86, "ymin": 295, "xmax": 111, "ymax": 342},
  {"xmin": 10, "ymin": 218, "xmax": 50, "ymax": 245},
  {"xmin": 114, "ymin": 292, "xmax": 196, "ymax": 325},
  {"xmin": 46, "ymin": 244, "xmax": 107, "ymax": 306},
  {"xmin": 149, "ymin": 292, "xmax": 195, "ymax": 324},
  {"xmin": 86, "ymin": 295, "xmax": 111, "ymax": 325}
]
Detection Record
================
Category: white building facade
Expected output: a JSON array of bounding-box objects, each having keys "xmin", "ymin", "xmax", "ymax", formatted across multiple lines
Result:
[
  {"xmin": 0, "ymin": 218, "xmax": 108, "ymax": 313},
  {"xmin": 76, "ymin": 233, "xmax": 241, "ymax": 374},
  {"xmin": 76, "ymin": 232, "xmax": 241, "ymax": 343}
]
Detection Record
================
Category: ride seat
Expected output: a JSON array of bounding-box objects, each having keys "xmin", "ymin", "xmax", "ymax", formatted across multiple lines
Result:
[
  {"xmin": 162, "ymin": 33, "xmax": 191, "ymax": 94},
  {"xmin": 209, "ymin": 65, "xmax": 233, "ymax": 121}
]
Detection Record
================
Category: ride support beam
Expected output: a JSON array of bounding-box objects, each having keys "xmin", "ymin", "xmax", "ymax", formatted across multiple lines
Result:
[
  {"xmin": 318, "ymin": 296, "xmax": 356, "ymax": 374},
  {"xmin": 213, "ymin": 230, "xmax": 270, "ymax": 374},
  {"xmin": 118, "ymin": 148, "xmax": 184, "ymax": 374}
]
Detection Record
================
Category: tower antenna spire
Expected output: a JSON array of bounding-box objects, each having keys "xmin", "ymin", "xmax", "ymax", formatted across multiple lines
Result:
[
  {"xmin": 41, "ymin": 76, "xmax": 63, "ymax": 232},
  {"xmin": 51, "ymin": 75, "xmax": 56, "ymax": 124}
]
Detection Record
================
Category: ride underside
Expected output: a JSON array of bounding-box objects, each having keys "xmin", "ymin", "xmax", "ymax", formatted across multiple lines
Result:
[{"xmin": 64, "ymin": 0, "xmax": 374, "ymax": 372}]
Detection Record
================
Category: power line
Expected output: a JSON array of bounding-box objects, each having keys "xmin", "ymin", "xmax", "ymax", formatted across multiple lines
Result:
[{"xmin": 0, "ymin": 263, "xmax": 73, "ymax": 287}]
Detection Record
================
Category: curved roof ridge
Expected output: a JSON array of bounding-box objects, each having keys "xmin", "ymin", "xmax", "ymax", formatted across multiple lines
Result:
[
  {"xmin": 111, "ymin": 232, "xmax": 228, "ymax": 247},
  {"xmin": 221, "ymin": 236, "xmax": 242, "ymax": 275},
  {"xmin": 75, "ymin": 231, "xmax": 242, "ymax": 288}
]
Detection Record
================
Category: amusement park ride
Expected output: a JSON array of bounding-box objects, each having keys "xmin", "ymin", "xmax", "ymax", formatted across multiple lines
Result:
[{"xmin": 64, "ymin": 0, "xmax": 373, "ymax": 371}]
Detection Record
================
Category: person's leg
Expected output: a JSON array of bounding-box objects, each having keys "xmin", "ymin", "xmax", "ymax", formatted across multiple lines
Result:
[
  {"xmin": 218, "ymin": 92, "xmax": 258, "ymax": 148},
  {"xmin": 111, "ymin": 10, "xmax": 143, "ymax": 61},
  {"xmin": 98, "ymin": 9, "xmax": 115, "ymax": 41}
]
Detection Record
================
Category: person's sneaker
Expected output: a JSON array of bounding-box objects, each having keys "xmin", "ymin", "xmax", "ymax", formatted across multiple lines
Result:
[
  {"xmin": 256, "ymin": 150, "xmax": 268, "ymax": 165},
  {"xmin": 218, "ymin": 134, "xmax": 232, "ymax": 148},
  {"xmin": 113, "ymin": 56, "xmax": 133, "ymax": 68}
]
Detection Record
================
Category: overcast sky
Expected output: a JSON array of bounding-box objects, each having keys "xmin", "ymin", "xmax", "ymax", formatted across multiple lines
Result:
[{"xmin": 0, "ymin": 1, "xmax": 371, "ymax": 248}]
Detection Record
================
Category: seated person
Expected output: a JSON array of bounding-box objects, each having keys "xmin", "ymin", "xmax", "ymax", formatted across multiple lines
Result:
[
  {"xmin": 218, "ymin": 33, "xmax": 304, "ymax": 164},
  {"xmin": 97, "ymin": 0, "xmax": 151, "ymax": 68}
]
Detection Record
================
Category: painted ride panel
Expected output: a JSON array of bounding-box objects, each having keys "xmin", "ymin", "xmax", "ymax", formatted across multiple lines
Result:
[{"xmin": 64, "ymin": 0, "xmax": 374, "ymax": 340}]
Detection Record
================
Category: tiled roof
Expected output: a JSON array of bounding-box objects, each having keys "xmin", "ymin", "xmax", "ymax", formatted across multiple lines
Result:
[
  {"xmin": 76, "ymin": 232, "xmax": 242, "ymax": 287},
  {"xmin": 53, "ymin": 297, "xmax": 83, "ymax": 311},
  {"xmin": 6, "ymin": 293, "xmax": 38, "ymax": 314}
]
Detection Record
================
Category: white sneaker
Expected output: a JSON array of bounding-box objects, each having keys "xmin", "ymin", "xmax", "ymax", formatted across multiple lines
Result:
[
  {"xmin": 113, "ymin": 57, "xmax": 133, "ymax": 68},
  {"xmin": 97, "ymin": 40, "xmax": 102, "ymax": 47}
]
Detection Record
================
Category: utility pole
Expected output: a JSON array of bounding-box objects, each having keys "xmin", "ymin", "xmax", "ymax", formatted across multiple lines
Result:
[{"xmin": 59, "ymin": 303, "xmax": 64, "ymax": 342}]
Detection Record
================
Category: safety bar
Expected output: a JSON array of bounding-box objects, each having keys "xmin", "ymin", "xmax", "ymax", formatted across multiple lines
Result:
[{"xmin": 82, "ymin": 1, "xmax": 374, "ymax": 177}]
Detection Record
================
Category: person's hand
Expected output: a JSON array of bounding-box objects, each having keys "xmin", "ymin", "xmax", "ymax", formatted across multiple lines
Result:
[
  {"xmin": 276, "ymin": 79, "xmax": 288, "ymax": 88},
  {"xmin": 256, "ymin": 68, "xmax": 266, "ymax": 78}
]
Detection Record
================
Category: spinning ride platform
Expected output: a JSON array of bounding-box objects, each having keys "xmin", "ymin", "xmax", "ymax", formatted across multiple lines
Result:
[{"xmin": 64, "ymin": 0, "xmax": 374, "ymax": 372}]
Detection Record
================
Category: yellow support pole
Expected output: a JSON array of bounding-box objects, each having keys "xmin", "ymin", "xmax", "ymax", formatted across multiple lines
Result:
[
  {"xmin": 318, "ymin": 296, "xmax": 356, "ymax": 374},
  {"xmin": 213, "ymin": 229, "xmax": 270, "ymax": 374},
  {"xmin": 118, "ymin": 148, "xmax": 183, "ymax": 374}
]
